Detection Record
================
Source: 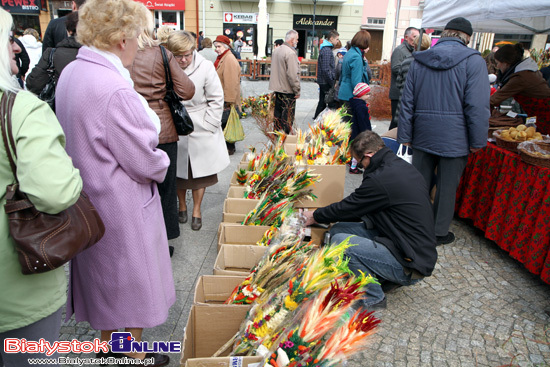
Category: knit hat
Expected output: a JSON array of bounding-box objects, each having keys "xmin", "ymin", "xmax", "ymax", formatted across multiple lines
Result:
[
  {"xmin": 353, "ymin": 83, "xmax": 371, "ymax": 98},
  {"xmin": 336, "ymin": 47, "xmax": 347, "ymax": 55},
  {"xmin": 214, "ymin": 35, "xmax": 231, "ymax": 46},
  {"xmin": 444, "ymin": 17, "xmax": 473, "ymax": 36}
]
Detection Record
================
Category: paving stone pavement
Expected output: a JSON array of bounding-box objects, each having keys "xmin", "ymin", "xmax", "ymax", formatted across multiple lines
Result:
[{"xmin": 57, "ymin": 80, "xmax": 550, "ymax": 367}]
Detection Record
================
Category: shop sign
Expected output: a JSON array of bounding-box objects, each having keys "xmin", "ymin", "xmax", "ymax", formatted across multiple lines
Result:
[
  {"xmin": 293, "ymin": 15, "xmax": 338, "ymax": 30},
  {"xmin": 134, "ymin": 0, "xmax": 185, "ymax": 11},
  {"xmin": 223, "ymin": 12, "xmax": 269, "ymax": 24},
  {"xmin": 1, "ymin": 0, "xmax": 41, "ymax": 15}
]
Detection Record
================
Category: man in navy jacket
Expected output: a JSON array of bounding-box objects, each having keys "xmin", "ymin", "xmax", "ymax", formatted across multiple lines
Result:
[
  {"xmin": 314, "ymin": 30, "xmax": 339, "ymax": 119},
  {"xmin": 304, "ymin": 131, "xmax": 437, "ymax": 310},
  {"xmin": 397, "ymin": 17, "xmax": 490, "ymax": 245}
]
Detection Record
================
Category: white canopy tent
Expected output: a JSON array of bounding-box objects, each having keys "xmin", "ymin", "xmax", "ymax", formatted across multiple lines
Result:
[{"xmin": 421, "ymin": 0, "xmax": 550, "ymax": 35}]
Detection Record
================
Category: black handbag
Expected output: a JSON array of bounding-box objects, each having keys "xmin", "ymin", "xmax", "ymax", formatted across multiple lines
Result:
[
  {"xmin": 159, "ymin": 45, "xmax": 194, "ymax": 136},
  {"xmin": 325, "ymin": 85, "xmax": 336, "ymax": 104},
  {"xmin": 38, "ymin": 47, "xmax": 56, "ymax": 112}
]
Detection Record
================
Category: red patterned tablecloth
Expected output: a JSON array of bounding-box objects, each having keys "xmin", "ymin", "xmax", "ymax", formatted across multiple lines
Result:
[{"xmin": 455, "ymin": 143, "xmax": 550, "ymax": 284}]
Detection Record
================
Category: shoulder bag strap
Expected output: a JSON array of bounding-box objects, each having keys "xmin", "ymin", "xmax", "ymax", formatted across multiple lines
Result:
[
  {"xmin": 159, "ymin": 45, "xmax": 174, "ymax": 92},
  {"xmin": 0, "ymin": 91, "xmax": 19, "ymax": 182}
]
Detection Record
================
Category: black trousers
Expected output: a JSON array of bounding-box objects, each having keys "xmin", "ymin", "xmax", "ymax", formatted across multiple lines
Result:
[
  {"xmin": 314, "ymin": 83, "xmax": 336, "ymax": 119},
  {"xmin": 157, "ymin": 142, "xmax": 180, "ymax": 240},
  {"xmin": 273, "ymin": 92, "xmax": 296, "ymax": 134},
  {"xmin": 389, "ymin": 99, "xmax": 399, "ymax": 130},
  {"xmin": 221, "ymin": 106, "xmax": 235, "ymax": 151}
]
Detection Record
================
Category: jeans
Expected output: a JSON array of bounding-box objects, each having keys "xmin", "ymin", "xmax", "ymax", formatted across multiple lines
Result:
[
  {"xmin": 330, "ymin": 222, "xmax": 419, "ymax": 307},
  {"xmin": 0, "ymin": 307, "xmax": 62, "ymax": 366}
]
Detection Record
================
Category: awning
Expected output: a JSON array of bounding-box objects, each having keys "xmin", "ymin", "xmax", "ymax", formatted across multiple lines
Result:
[{"xmin": 421, "ymin": 0, "xmax": 550, "ymax": 34}]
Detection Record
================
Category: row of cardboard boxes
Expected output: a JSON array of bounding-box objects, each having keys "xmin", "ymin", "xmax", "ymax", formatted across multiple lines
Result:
[{"xmin": 181, "ymin": 147, "xmax": 347, "ymax": 366}]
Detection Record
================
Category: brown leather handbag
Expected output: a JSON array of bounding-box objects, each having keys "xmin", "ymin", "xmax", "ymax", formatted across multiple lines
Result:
[{"xmin": 1, "ymin": 91, "xmax": 105, "ymax": 275}]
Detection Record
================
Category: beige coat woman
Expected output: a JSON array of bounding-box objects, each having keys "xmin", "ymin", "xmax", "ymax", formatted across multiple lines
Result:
[
  {"xmin": 215, "ymin": 50, "xmax": 241, "ymax": 106},
  {"xmin": 176, "ymin": 51, "xmax": 229, "ymax": 179}
]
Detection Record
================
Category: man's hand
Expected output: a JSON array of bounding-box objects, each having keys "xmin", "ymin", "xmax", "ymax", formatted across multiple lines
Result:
[
  {"xmin": 403, "ymin": 142, "xmax": 411, "ymax": 147},
  {"xmin": 295, "ymin": 94, "xmax": 300, "ymax": 99},
  {"xmin": 302, "ymin": 210, "xmax": 317, "ymax": 226},
  {"xmin": 470, "ymin": 147, "xmax": 482, "ymax": 153}
]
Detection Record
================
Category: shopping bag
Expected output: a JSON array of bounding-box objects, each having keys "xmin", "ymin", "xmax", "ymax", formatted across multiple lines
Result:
[
  {"xmin": 396, "ymin": 144, "xmax": 413, "ymax": 164},
  {"xmin": 223, "ymin": 106, "xmax": 245, "ymax": 143}
]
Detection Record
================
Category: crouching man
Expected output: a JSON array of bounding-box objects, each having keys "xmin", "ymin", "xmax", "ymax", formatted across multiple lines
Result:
[{"xmin": 303, "ymin": 130, "xmax": 437, "ymax": 310}]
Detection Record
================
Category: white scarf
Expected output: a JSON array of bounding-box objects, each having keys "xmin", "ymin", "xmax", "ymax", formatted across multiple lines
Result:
[{"xmin": 85, "ymin": 46, "xmax": 161, "ymax": 134}]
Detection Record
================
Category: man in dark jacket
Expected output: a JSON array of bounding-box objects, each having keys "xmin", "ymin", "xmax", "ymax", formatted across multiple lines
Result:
[
  {"xmin": 397, "ymin": 17, "xmax": 490, "ymax": 245},
  {"xmin": 304, "ymin": 131, "xmax": 437, "ymax": 310},
  {"xmin": 314, "ymin": 30, "xmax": 339, "ymax": 119},
  {"xmin": 42, "ymin": 0, "xmax": 86, "ymax": 52},
  {"xmin": 389, "ymin": 26, "xmax": 419, "ymax": 130}
]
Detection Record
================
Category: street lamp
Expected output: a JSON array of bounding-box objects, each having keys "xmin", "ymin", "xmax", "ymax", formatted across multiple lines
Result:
[{"xmin": 311, "ymin": 0, "xmax": 317, "ymax": 57}]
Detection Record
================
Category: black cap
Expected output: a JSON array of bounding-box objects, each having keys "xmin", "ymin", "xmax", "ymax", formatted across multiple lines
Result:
[{"xmin": 444, "ymin": 17, "xmax": 473, "ymax": 36}]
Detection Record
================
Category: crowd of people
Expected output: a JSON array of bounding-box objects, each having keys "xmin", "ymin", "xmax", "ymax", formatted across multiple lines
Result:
[{"xmin": 2, "ymin": 2, "xmax": 550, "ymax": 365}]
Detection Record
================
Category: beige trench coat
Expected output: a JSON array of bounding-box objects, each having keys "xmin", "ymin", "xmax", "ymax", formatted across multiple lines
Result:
[
  {"xmin": 176, "ymin": 51, "xmax": 230, "ymax": 179},
  {"xmin": 215, "ymin": 50, "xmax": 241, "ymax": 106}
]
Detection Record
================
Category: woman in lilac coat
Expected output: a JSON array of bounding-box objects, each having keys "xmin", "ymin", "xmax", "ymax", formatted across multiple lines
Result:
[{"xmin": 55, "ymin": 1, "xmax": 173, "ymax": 366}]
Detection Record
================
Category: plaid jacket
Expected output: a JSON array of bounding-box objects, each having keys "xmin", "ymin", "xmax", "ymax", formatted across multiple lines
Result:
[{"xmin": 317, "ymin": 44, "xmax": 335, "ymax": 85}]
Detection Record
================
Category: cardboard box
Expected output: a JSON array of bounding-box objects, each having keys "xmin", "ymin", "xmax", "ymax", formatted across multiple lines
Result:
[
  {"xmin": 217, "ymin": 223, "xmax": 271, "ymax": 252},
  {"xmin": 284, "ymin": 143, "xmax": 296, "ymax": 156},
  {"xmin": 181, "ymin": 305, "xmax": 261, "ymax": 366},
  {"xmin": 226, "ymin": 186, "xmax": 246, "ymax": 199},
  {"xmin": 222, "ymin": 198, "xmax": 260, "ymax": 224},
  {"xmin": 193, "ymin": 275, "xmax": 248, "ymax": 304},
  {"xmin": 295, "ymin": 164, "xmax": 345, "ymax": 208},
  {"xmin": 285, "ymin": 134, "xmax": 297, "ymax": 144},
  {"xmin": 214, "ymin": 245, "xmax": 268, "ymax": 276},
  {"xmin": 230, "ymin": 171, "xmax": 247, "ymax": 186}
]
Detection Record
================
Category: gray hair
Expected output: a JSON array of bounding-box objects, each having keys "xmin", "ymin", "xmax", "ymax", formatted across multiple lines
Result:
[
  {"xmin": 285, "ymin": 30, "xmax": 298, "ymax": 42},
  {"xmin": 404, "ymin": 27, "xmax": 418, "ymax": 37},
  {"xmin": 350, "ymin": 131, "xmax": 385, "ymax": 158},
  {"xmin": 441, "ymin": 29, "xmax": 470, "ymax": 45},
  {"xmin": 213, "ymin": 41, "xmax": 230, "ymax": 50}
]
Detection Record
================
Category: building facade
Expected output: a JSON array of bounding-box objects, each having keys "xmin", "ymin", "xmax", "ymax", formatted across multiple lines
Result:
[
  {"xmin": 1, "ymin": 0, "xmax": 50, "ymax": 37},
  {"xmin": 199, "ymin": 0, "xmax": 364, "ymax": 59}
]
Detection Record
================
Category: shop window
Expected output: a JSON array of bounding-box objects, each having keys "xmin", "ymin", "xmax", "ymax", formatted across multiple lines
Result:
[{"xmin": 12, "ymin": 15, "xmax": 41, "ymax": 37}]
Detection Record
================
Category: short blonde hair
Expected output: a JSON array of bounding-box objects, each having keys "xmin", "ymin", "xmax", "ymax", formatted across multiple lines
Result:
[
  {"xmin": 77, "ymin": 0, "xmax": 148, "ymax": 50},
  {"xmin": 415, "ymin": 34, "xmax": 431, "ymax": 51},
  {"xmin": 156, "ymin": 26, "xmax": 173, "ymax": 44},
  {"xmin": 23, "ymin": 28, "xmax": 40, "ymax": 41},
  {"xmin": 166, "ymin": 30, "xmax": 196, "ymax": 55}
]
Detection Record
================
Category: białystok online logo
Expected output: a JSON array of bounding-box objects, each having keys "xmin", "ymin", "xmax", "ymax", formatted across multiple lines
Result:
[{"xmin": 4, "ymin": 332, "xmax": 181, "ymax": 356}]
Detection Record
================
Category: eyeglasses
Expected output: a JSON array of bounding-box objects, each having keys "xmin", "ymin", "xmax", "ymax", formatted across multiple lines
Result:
[{"xmin": 9, "ymin": 35, "xmax": 14, "ymax": 44}]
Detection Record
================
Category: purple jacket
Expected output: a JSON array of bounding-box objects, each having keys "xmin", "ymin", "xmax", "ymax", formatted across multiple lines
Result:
[{"xmin": 56, "ymin": 47, "xmax": 175, "ymax": 330}]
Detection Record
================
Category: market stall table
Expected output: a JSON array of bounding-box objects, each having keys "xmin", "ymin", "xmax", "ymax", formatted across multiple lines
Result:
[{"xmin": 455, "ymin": 143, "xmax": 550, "ymax": 284}]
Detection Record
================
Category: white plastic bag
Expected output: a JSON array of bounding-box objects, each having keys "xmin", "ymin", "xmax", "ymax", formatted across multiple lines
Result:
[{"xmin": 396, "ymin": 144, "xmax": 413, "ymax": 164}]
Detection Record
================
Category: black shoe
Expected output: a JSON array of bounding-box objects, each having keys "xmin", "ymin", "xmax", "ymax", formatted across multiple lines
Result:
[
  {"xmin": 111, "ymin": 352, "xmax": 170, "ymax": 367},
  {"xmin": 228, "ymin": 148, "xmax": 236, "ymax": 156},
  {"xmin": 366, "ymin": 296, "xmax": 387, "ymax": 312},
  {"xmin": 169, "ymin": 245, "xmax": 174, "ymax": 258},
  {"xmin": 436, "ymin": 232, "xmax": 455, "ymax": 246},
  {"xmin": 349, "ymin": 167, "xmax": 363, "ymax": 174}
]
